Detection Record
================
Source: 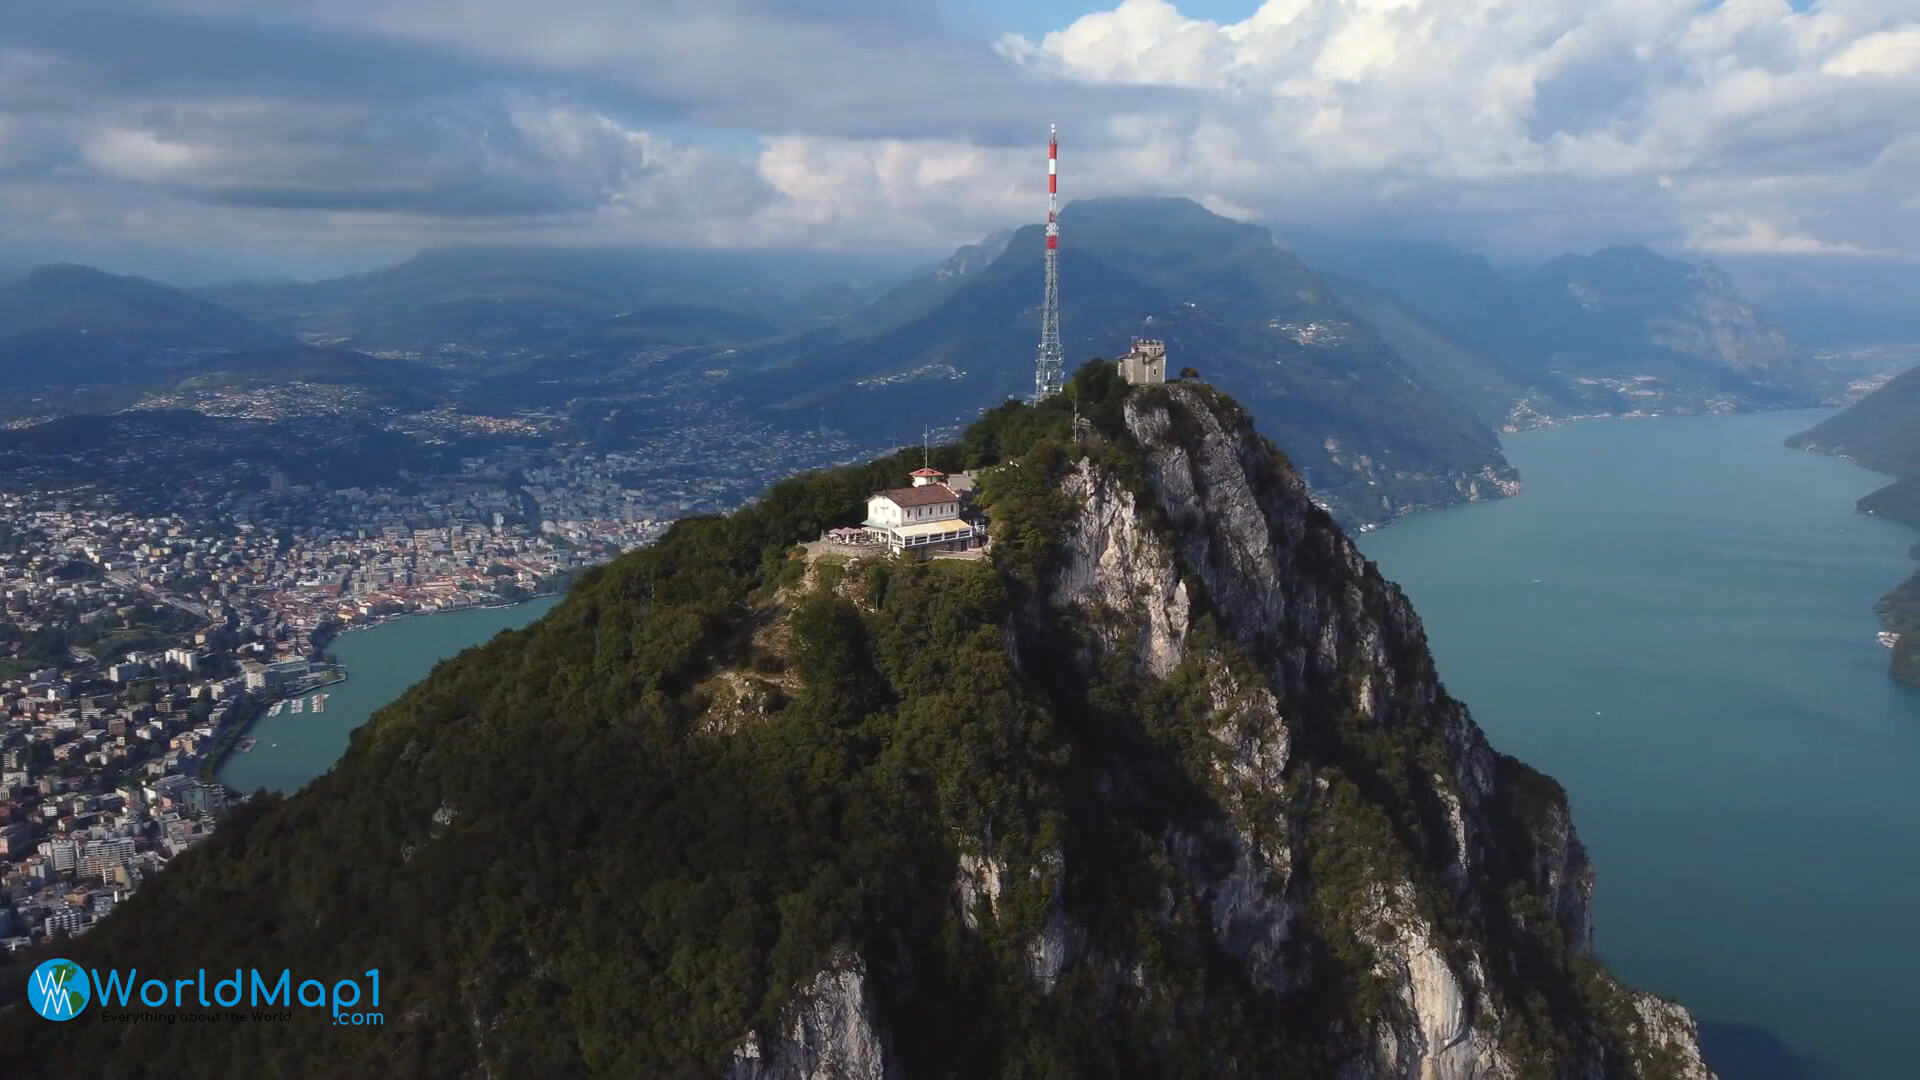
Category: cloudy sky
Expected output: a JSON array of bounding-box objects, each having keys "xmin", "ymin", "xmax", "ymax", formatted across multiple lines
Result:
[{"xmin": 3, "ymin": 0, "xmax": 1917, "ymax": 280}]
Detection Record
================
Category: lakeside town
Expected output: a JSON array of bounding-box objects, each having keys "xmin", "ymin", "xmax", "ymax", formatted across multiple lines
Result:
[
  {"xmin": 0, "ymin": 465, "xmax": 681, "ymax": 951},
  {"xmin": 0, "ymin": 330, "xmax": 984, "ymax": 954},
  {"xmin": 0, "ymin": 502, "xmax": 613, "ymax": 952},
  {"xmin": 0, "ymin": 400, "xmax": 917, "ymax": 952}
]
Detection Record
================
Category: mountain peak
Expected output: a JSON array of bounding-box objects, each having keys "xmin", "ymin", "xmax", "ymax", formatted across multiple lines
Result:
[
  {"xmin": 24, "ymin": 262, "xmax": 121, "ymax": 282},
  {"xmin": 1538, "ymin": 244, "xmax": 1689, "ymax": 279},
  {"xmin": 19, "ymin": 263, "xmax": 188, "ymax": 296},
  {"xmin": 0, "ymin": 263, "xmax": 287, "ymax": 348},
  {"xmin": 934, "ymin": 228, "xmax": 1013, "ymax": 279},
  {"xmin": 1589, "ymin": 243, "xmax": 1667, "ymax": 262},
  {"xmin": 1060, "ymin": 195, "xmax": 1241, "ymax": 231},
  {"xmin": 0, "ymin": 370, "xmax": 1712, "ymax": 1078}
]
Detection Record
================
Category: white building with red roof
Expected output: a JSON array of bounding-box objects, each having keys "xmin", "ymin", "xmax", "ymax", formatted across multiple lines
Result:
[{"xmin": 862, "ymin": 469, "xmax": 978, "ymax": 556}]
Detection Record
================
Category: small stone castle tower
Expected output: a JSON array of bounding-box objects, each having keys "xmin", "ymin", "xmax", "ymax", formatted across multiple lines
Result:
[{"xmin": 1118, "ymin": 339, "xmax": 1168, "ymax": 385}]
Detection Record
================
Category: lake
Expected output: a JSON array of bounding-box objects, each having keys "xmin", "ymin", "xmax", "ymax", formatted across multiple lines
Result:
[
  {"xmin": 1358, "ymin": 410, "xmax": 1920, "ymax": 1080},
  {"xmin": 216, "ymin": 595, "xmax": 561, "ymax": 795}
]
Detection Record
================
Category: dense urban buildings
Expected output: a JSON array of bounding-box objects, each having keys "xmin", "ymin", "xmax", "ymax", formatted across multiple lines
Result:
[{"xmin": 0, "ymin": 415, "xmax": 900, "ymax": 950}]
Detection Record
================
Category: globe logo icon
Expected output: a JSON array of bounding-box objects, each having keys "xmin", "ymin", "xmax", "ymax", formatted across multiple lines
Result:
[{"xmin": 27, "ymin": 958, "xmax": 89, "ymax": 1021}]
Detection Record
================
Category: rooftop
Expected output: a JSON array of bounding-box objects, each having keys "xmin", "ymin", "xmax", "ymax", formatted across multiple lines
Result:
[{"xmin": 874, "ymin": 485, "xmax": 960, "ymax": 508}]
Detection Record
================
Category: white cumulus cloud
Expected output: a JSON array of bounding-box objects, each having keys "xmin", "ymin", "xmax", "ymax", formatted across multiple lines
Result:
[
  {"xmin": 2, "ymin": 0, "xmax": 1918, "ymax": 270},
  {"xmin": 984, "ymin": 0, "xmax": 1920, "ymax": 257}
]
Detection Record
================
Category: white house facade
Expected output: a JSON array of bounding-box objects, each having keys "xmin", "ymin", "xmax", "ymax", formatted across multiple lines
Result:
[{"xmin": 862, "ymin": 469, "xmax": 978, "ymax": 555}]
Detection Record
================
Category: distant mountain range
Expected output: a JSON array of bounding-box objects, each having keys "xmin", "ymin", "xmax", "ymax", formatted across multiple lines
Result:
[
  {"xmin": 0, "ymin": 252, "xmax": 865, "ymax": 419},
  {"xmin": 199, "ymin": 245, "xmax": 906, "ymax": 353},
  {"xmin": 1712, "ymin": 255, "xmax": 1920, "ymax": 350},
  {"xmin": 0, "ymin": 267, "xmax": 453, "ymax": 416},
  {"xmin": 5, "ymin": 206, "xmax": 1911, "ymax": 527},
  {"xmin": 0, "ymin": 265, "xmax": 290, "ymax": 395},
  {"xmin": 1274, "ymin": 230, "xmax": 1840, "ymax": 426},
  {"xmin": 0, "ymin": 264, "xmax": 285, "ymax": 348}
]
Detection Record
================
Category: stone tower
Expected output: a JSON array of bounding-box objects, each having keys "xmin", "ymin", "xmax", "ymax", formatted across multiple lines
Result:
[{"xmin": 1118, "ymin": 340, "xmax": 1167, "ymax": 385}]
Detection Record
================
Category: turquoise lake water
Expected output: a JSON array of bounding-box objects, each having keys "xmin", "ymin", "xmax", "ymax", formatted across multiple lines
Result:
[
  {"xmin": 1358, "ymin": 410, "xmax": 1920, "ymax": 1080},
  {"xmin": 216, "ymin": 595, "xmax": 561, "ymax": 795}
]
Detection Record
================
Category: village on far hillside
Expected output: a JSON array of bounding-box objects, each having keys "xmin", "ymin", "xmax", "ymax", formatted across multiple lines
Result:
[{"xmin": 811, "ymin": 341, "xmax": 1170, "ymax": 563}]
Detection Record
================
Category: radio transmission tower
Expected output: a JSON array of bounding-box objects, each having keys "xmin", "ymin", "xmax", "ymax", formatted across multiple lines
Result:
[{"xmin": 1033, "ymin": 124, "xmax": 1065, "ymax": 402}]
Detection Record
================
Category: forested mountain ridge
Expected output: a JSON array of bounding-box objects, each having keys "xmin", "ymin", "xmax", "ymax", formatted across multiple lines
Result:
[
  {"xmin": 0, "ymin": 367, "xmax": 1709, "ymax": 1078},
  {"xmin": 1317, "ymin": 272, "xmax": 1538, "ymax": 429},
  {"xmin": 1788, "ymin": 364, "xmax": 1920, "ymax": 475},
  {"xmin": 1789, "ymin": 365, "xmax": 1920, "ymax": 685}
]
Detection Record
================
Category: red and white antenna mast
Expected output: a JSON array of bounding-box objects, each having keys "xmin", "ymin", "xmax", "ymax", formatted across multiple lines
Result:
[{"xmin": 1034, "ymin": 123, "xmax": 1065, "ymax": 401}]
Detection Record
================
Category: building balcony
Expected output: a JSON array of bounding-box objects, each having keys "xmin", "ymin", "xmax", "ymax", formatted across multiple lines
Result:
[{"xmin": 862, "ymin": 518, "xmax": 978, "ymax": 549}]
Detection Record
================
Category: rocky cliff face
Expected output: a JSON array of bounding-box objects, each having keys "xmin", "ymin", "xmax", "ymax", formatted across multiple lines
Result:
[
  {"xmin": 1539, "ymin": 247, "xmax": 1830, "ymax": 402},
  {"xmin": 728, "ymin": 947, "xmax": 892, "ymax": 1080},
  {"xmin": 1648, "ymin": 263, "xmax": 1818, "ymax": 391},
  {"xmin": 733, "ymin": 383, "xmax": 1712, "ymax": 1078},
  {"xmin": 933, "ymin": 229, "xmax": 1014, "ymax": 280}
]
